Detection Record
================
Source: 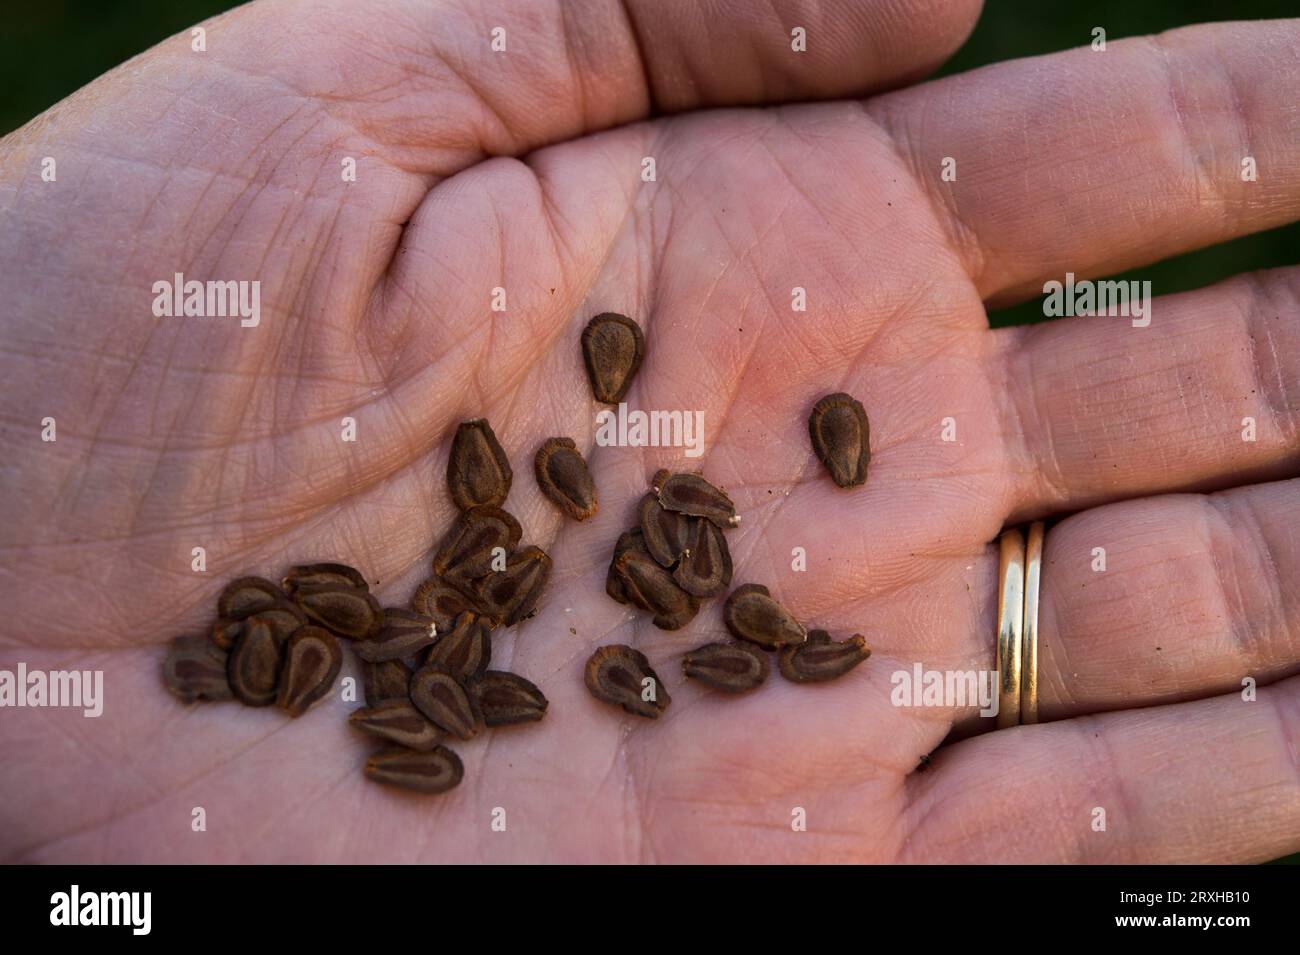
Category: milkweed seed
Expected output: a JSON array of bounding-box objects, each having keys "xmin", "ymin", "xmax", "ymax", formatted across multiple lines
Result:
[
  {"xmin": 469, "ymin": 671, "xmax": 549, "ymax": 726},
  {"xmin": 638, "ymin": 493, "xmax": 691, "ymax": 568},
  {"xmin": 276, "ymin": 626, "xmax": 343, "ymax": 717},
  {"xmin": 364, "ymin": 659, "xmax": 413, "ymax": 707},
  {"xmin": 672, "ymin": 517, "xmax": 733, "ymax": 598},
  {"xmin": 410, "ymin": 665, "xmax": 484, "ymax": 740},
  {"xmin": 227, "ymin": 617, "xmax": 285, "ymax": 706},
  {"xmin": 778, "ymin": 630, "xmax": 871, "ymax": 683},
  {"xmin": 424, "ymin": 612, "xmax": 491, "ymax": 680},
  {"xmin": 584, "ymin": 645, "xmax": 670, "ymax": 719},
  {"xmin": 432, "ymin": 506, "xmax": 522, "ymax": 578},
  {"xmin": 682, "ymin": 641, "xmax": 769, "ymax": 693},
  {"xmin": 293, "ymin": 584, "xmax": 383, "ymax": 640},
  {"xmin": 654, "ymin": 470, "xmax": 739, "ymax": 528},
  {"xmin": 447, "ymin": 419, "xmax": 513, "ymax": 511},
  {"xmin": 411, "ymin": 576, "xmax": 486, "ymax": 634},
  {"xmin": 355, "ymin": 608, "xmax": 438, "ymax": 663},
  {"xmin": 722, "ymin": 583, "xmax": 807, "ymax": 650},
  {"xmin": 614, "ymin": 547, "xmax": 699, "ymax": 630},
  {"xmin": 162, "ymin": 634, "xmax": 233, "ymax": 703},
  {"xmin": 535, "ymin": 437, "xmax": 598, "ymax": 521},
  {"xmin": 809, "ymin": 392, "xmax": 870, "ymax": 488},
  {"xmin": 282, "ymin": 562, "xmax": 368, "ymax": 594},
  {"xmin": 605, "ymin": 529, "xmax": 648, "ymax": 605},
  {"xmin": 581, "ymin": 312, "xmax": 645, "ymax": 404},
  {"xmin": 349, "ymin": 701, "xmax": 446, "ymax": 751},
  {"xmin": 217, "ymin": 576, "xmax": 284, "ymax": 620},
  {"xmin": 477, "ymin": 545, "xmax": 551, "ymax": 626},
  {"xmin": 364, "ymin": 746, "xmax": 464, "ymax": 794}
]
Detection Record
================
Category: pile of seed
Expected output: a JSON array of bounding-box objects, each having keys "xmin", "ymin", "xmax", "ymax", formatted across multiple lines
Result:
[
  {"xmin": 162, "ymin": 416, "xmax": 576, "ymax": 795},
  {"xmin": 584, "ymin": 472, "xmax": 871, "ymax": 717},
  {"xmin": 163, "ymin": 306, "xmax": 876, "ymax": 791}
]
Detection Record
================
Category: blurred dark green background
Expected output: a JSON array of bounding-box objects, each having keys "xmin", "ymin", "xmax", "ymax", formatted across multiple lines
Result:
[{"xmin": 1, "ymin": 0, "xmax": 1296, "ymax": 864}]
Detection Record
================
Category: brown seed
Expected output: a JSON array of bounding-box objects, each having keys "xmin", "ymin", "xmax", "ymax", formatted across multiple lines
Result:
[
  {"xmin": 614, "ymin": 547, "xmax": 699, "ymax": 630},
  {"xmin": 364, "ymin": 746, "xmax": 464, "ymax": 794},
  {"xmin": 161, "ymin": 634, "xmax": 233, "ymax": 703},
  {"xmin": 282, "ymin": 562, "xmax": 368, "ymax": 594},
  {"xmin": 364, "ymin": 659, "xmax": 412, "ymax": 707},
  {"xmin": 410, "ymin": 665, "xmax": 484, "ymax": 740},
  {"xmin": 424, "ymin": 612, "xmax": 491, "ymax": 680},
  {"xmin": 778, "ymin": 630, "xmax": 871, "ymax": 683},
  {"xmin": 469, "ymin": 671, "xmax": 549, "ymax": 726},
  {"xmin": 605, "ymin": 529, "xmax": 647, "ymax": 604},
  {"xmin": 349, "ymin": 701, "xmax": 446, "ymax": 751},
  {"xmin": 534, "ymin": 437, "xmax": 598, "ymax": 521},
  {"xmin": 227, "ymin": 617, "xmax": 285, "ymax": 706},
  {"xmin": 809, "ymin": 392, "xmax": 870, "ymax": 488},
  {"xmin": 355, "ymin": 608, "xmax": 438, "ymax": 663},
  {"xmin": 228, "ymin": 601, "xmax": 306, "ymax": 650},
  {"xmin": 655, "ymin": 471, "xmax": 739, "ymax": 528},
  {"xmin": 722, "ymin": 584, "xmax": 807, "ymax": 650},
  {"xmin": 682, "ymin": 641, "xmax": 769, "ymax": 693},
  {"xmin": 411, "ymin": 576, "xmax": 487, "ymax": 634},
  {"xmin": 447, "ymin": 419, "xmax": 513, "ymax": 510},
  {"xmin": 477, "ymin": 545, "xmax": 551, "ymax": 626},
  {"xmin": 276, "ymin": 626, "xmax": 343, "ymax": 717},
  {"xmin": 581, "ymin": 312, "xmax": 645, "ymax": 404},
  {"xmin": 584, "ymin": 645, "xmax": 670, "ymax": 719},
  {"xmin": 672, "ymin": 517, "xmax": 733, "ymax": 598},
  {"xmin": 638, "ymin": 494, "xmax": 691, "ymax": 568},
  {"xmin": 432, "ymin": 506, "xmax": 522, "ymax": 578},
  {"xmin": 217, "ymin": 576, "xmax": 284, "ymax": 620},
  {"xmin": 293, "ymin": 585, "xmax": 383, "ymax": 640}
]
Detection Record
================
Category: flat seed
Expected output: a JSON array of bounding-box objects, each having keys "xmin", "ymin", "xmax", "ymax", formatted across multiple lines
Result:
[
  {"xmin": 581, "ymin": 312, "xmax": 644, "ymax": 404},
  {"xmin": 432, "ymin": 506, "xmax": 522, "ymax": 578},
  {"xmin": 355, "ymin": 608, "xmax": 438, "ymax": 662},
  {"xmin": 162, "ymin": 634, "xmax": 233, "ymax": 703},
  {"xmin": 293, "ymin": 584, "xmax": 383, "ymax": 640},
  {"xmin": 723, "ymin": 583, "xmax": 807, "ymax": 650},
  {"xmin": 535, "ymin": 437, "xmax": 598, "ymax": 521},
  {"xmin": 236, "ymin": 601, "xmax": 306, "ymax": 649},
  {"xmin": 424, "ymin": 612, "xmax": 491, "ymax": 680},
  {"xmin": 447, "ymin": 419, "xmax": 513, "ymax": 510},
  {"xmin": 412, "ymin": 576, "xmax": 486, "ymax": 634},
  {"xmin": 349, "ymin": 701, "xmax": 445, "ymax": 750},
  {"xmin": 655, "ymin": 471, "xmax": 739, "ymax": 528},
  {"xmin": 682, "ymin": 641, "xmax": 769, "ymax": 693},
  {"xmin": 469, "ymin": 671, "xmax": 548, "ymax": 726},
  {"xmin": 615, "ymin": 548, "xmax": 699, "ymax": 630},
  {"xmin": 605, "ymin": 529, "xmax": 648, "ymax": 604},
  {"xmin": 672, "ymin": 517, "xmax": 733, "ymax": 597},
  {"xmin": 584, "ymin": 645, "xmax": 670, "ymax": 719},
  {"xmin": 779, "ymin": 631, "xmax": 871, "ymax": 683},
  {"xmin": 809, "ymin": 392, "xmax": 870, "ymax": 488},
  {"xmin": 410, "ymin": 665, "xmax": 484, "ymax": 740},
  {"xmin": 477, "ymin": 545, "xmax": 551, "ymax": 626},
  {"xmin": 217, "ymin": 576, "xmax": 284, "ymax": 619},
  {"xmin": 282, "ymin": 562, "xmax": 368, "ymax": 593},
  {"xmin": 227, "ymin": 618, "xmax": 284, "ymax": 706},
  {"xmin": 364, "ymin": 746, "xmax": 464, "ymax": 794},
  {"xmin": 364, "ymin": 659, "xmax": 412, "ymax": 707},
  {"xmin": 276, "ymin": 626, "xmax": 343, "ymax": 717},
  {"xmin": 210, "ymin": 617, "xmax": 245, "ymax": 652},
  {"xmin": 638, "ymin": 494, "xmax": 691, "ymax": 568}
]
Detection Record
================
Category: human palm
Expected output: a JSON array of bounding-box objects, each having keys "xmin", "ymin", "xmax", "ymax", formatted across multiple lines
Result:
[{"xmin": 2, "ymin": 1, "xmax": 1298, "ymax": 863}]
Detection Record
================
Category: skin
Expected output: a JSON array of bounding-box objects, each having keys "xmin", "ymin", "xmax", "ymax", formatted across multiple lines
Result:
[{"xmin": 0, "ymin": 0, "xmax": 1297, "ymax": 863}]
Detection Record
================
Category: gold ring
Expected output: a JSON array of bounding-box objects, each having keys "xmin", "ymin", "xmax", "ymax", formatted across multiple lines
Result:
[
  {"xmin": 1021, "ymin": 522, "xmax": 1044, "ymax": 725},
  {"xmin": 996, "ymin": 528, "xmax": 1025, "ymax": 729}
]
